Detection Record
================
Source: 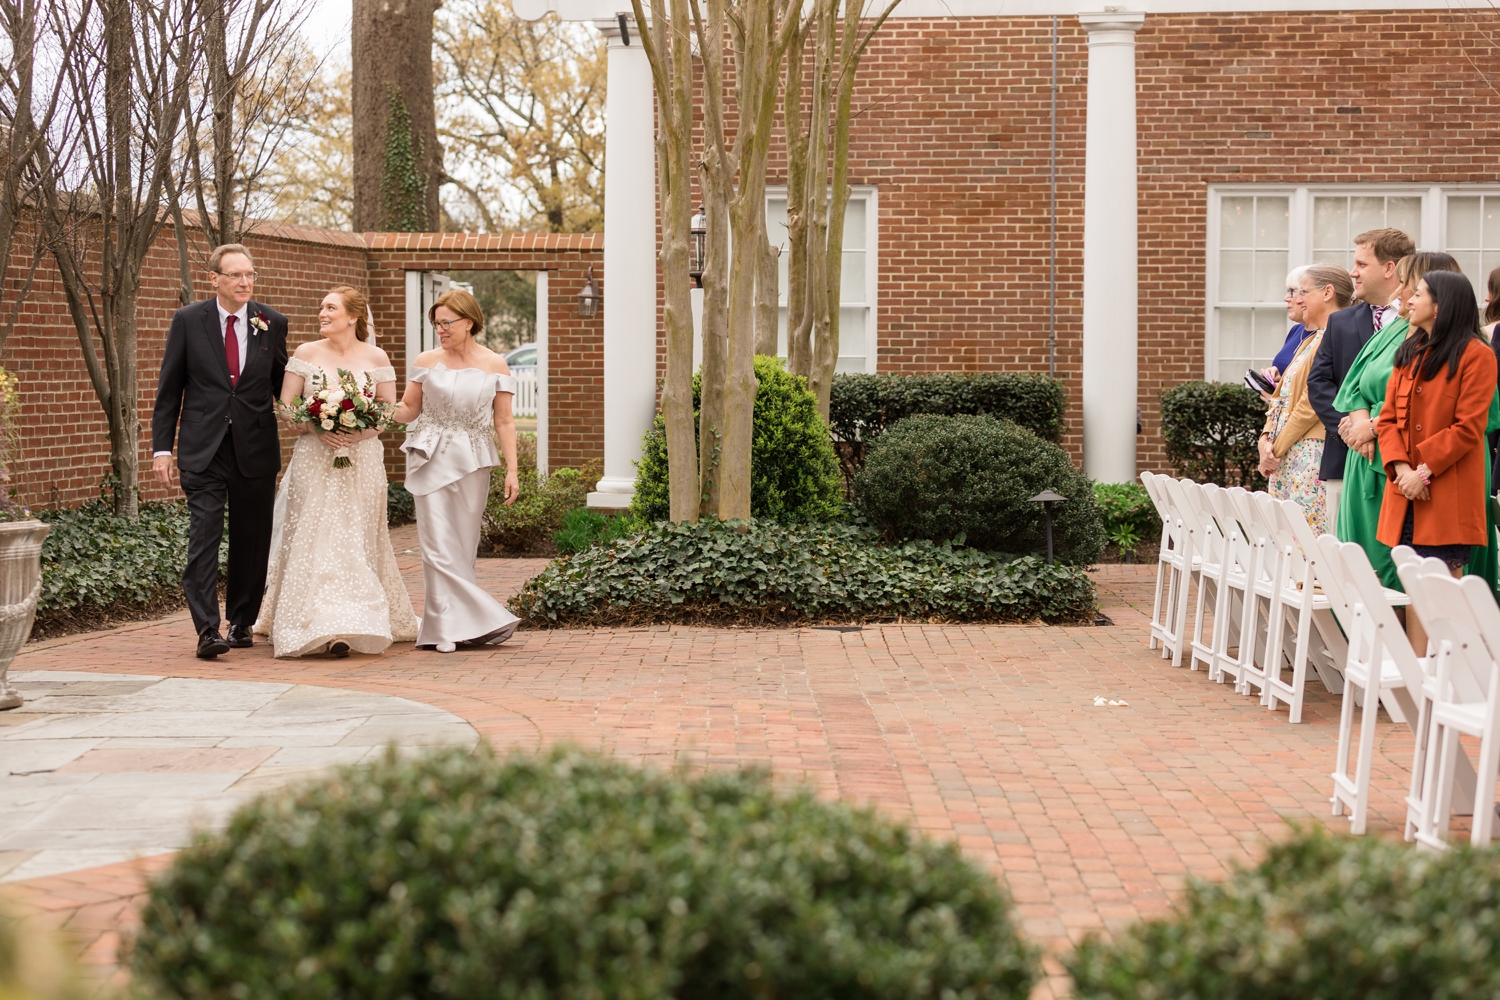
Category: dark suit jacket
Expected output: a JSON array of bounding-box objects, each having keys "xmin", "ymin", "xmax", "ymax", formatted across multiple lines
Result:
[
  {"xmin": 1306, "ymin": 301, "xmax": 1376, "ymax": 481},
  {"xmin": 151, "ymin": 298, "xmax": 288, "ymax": 477}
]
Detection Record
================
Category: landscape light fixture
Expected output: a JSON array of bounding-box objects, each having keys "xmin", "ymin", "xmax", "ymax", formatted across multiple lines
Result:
[
  {"xmin": 578, "ymin": 265, "xmax": 600, "ymax": 318},
  {"xmin": 1029, "ymin": 489, "xmax": 1066, "ymax": 565},
  {"xmin": 689, "ymin": 206, "xmax": 707, "ymax": 287}
]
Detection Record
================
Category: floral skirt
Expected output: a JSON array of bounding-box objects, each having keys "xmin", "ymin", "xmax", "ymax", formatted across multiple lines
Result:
[{"xmin": 1269, "ymin": 437, "xmax": 1327, "ymax": 536}]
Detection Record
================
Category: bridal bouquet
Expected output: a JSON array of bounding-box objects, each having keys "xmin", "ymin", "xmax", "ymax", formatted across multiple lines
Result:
[{"xmin": 280, "ymin": 368, "xmax": 395, "ymax": 469}]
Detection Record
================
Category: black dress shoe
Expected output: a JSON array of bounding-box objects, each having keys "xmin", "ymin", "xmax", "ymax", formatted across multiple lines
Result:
[
  {"xmin": 225, "ymin": 625, "xmax": 254, "ymax": 648},
  {"xmin": 197, "ymin": 627, "xmax": 230, "ymax": 659}
]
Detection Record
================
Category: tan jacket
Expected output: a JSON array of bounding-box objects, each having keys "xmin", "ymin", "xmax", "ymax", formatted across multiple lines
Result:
[{"xmin": 1263, "ymin": 330, "xmax": 1326, "ymax": 457}]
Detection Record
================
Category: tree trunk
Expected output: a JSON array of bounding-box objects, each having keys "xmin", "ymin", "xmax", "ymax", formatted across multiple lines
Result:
[
  {"xmin": 753, "ymin": 230, "xmax": 779, "ymax": 357},
  {"xmin": 694, "ymin": 0, "xmax": 731, "ymax": 520},
  {"xmin": 782, "ymin": 20, "xmax": 811, "ymax": 378},
  {"xmin": 635, "ymin": 0, "xmax": 698, "ymax": 522},
  {"xmin": 204, "ymin": 0, "xmax": 235, "ymax": 246},
  {"xmin": 352, "ymin": 0, "xmax": 441, "ymax": 231}
]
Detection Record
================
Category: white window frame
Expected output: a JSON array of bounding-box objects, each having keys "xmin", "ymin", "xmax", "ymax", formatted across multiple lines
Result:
[
  {"xmin": 765, "ymin": 184, "xmax": 879, "ymax": 374},
  {"xmin": 1204, "ymin": 183, "xmax": 1500, "ymax": 380}
]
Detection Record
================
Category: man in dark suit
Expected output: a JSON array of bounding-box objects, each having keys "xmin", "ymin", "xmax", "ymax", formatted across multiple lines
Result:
[
  {"xmin": 151, "ymin": 245, "xmax": 288, "ymax": 658},
  {"xmin": 1306, "ymin": 227, "xmax": 1413, "ymax": 535}
]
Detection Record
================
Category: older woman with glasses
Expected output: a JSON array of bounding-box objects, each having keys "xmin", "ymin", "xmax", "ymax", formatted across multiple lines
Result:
[{"xmin": 1259, "ymin": 263, "xmax": 1355, "ymax": 534}]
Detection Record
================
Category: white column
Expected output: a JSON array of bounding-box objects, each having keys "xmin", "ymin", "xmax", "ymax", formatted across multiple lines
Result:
[
  {"xmin": 588, "ymin": 15, "xmax": 657, "ymax": 508},
  {"xmin": 1079, "ymin": 11, "xmax": 1144, "ymax": 484},
  {"xmin": 535, "ymin": 270, "xmax": 549, "ymax": 477}
]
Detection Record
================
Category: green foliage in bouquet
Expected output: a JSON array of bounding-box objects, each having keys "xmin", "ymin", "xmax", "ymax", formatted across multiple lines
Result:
[{"xmin": 132, "ymin": 745, "xmax": 1040, "ymax": 1000}]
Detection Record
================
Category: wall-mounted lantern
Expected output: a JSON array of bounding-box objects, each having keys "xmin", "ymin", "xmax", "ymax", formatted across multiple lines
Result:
[
  {"xmin": 578, "ymin": 265, "xmax": 600, "ymax": 317},
  {"xmin": 689, "ymin": 206, "xmax": 707, "ymax": 288}
]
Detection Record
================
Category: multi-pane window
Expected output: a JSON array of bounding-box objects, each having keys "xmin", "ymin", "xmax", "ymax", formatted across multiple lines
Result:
[
  {"xmin": 1443, "ymin": 195, "xmax": 1500, "ymax": 302},
  {"xmin": 765, "ymin": 187, "xmax": 877, "ymax": 374},
  {"xmin": 1206, "ymin": 186, "xmax": 1500, "ymax": 381},
  {"xmin": 1213, "ymin": 195, "xmax": 1289, "ymax": 384}
]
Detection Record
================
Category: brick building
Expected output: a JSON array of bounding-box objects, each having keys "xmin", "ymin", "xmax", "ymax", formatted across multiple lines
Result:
[{"xmin": 5, "ymin": 1, "xmax": 1497, "ymax": 508}]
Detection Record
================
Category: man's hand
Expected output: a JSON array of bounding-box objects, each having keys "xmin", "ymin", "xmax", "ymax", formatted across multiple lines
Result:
[{"xmin": 152, "ymin": 454, "xmax": 175, "ymax": 486}]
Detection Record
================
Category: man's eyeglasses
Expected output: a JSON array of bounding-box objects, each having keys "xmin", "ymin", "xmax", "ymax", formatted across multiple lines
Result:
[{"xmin": 215, "ymin": 270, "xmax": 257, "ymax": 282}]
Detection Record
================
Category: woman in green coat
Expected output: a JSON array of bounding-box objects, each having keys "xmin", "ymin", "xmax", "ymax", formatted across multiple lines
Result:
[{"xmin": 1334, "ymin": 251, "xmax": 1499, "ymax": 592}]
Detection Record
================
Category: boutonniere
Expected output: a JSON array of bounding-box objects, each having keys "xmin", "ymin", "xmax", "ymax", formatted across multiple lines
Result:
[{"xmin": 249, "ymin": 312, "xmax": 269, "ymax": 334}]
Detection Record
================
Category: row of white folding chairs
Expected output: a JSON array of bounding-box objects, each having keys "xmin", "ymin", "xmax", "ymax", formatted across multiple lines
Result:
[
  {"xmin": 1140, "ymin": 473, "xmax": 1400, "ymax": 723},
  {"xmin": 1392, "ymin": 548, "xmax": 1500, "ymax": 849},
  {"xmin": 1318, "ymin": 537, "xmax": 1499, "ymax": 843}
]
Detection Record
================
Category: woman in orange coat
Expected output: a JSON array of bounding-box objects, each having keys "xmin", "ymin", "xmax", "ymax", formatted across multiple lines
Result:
[{"xmin": 1377, "ymin": 270, "xmax": 1499, "ymax": 573}]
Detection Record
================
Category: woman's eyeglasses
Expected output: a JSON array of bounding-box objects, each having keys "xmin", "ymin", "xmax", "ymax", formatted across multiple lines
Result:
[{"xmin": 433, "ymin": 319, "xmax": 466, "ymax": 331}]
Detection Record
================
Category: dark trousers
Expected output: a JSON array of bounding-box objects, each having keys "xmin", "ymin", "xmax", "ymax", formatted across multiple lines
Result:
[{"xmin": 179, "ymin": 429, "xmax": 275, "ymax": 634}]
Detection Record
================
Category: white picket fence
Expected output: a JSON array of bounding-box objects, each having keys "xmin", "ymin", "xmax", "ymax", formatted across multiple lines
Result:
[{"xmin": 512, "ymin": 367, "xmax": 538, "ymax": 418}]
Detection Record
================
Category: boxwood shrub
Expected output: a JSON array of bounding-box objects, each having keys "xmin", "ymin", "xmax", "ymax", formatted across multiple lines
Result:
[
  {"xmin": 132, "ymin": 745, "xmax": 1041, "ymax": 1000},
  {"xmin": 633, "ymin": 356, "xmax": 843, "ymax": 524},
  {"xmin": 1066, "ymin": 825, "xmax": 1500, "ymax": 1000},
  {"xmin": 481, "ymin": 433, "xmax": 603, "ymax": 554},
  {"xmin": 829, "ymin": 371, "xmax": 1065, "ymax": 480},
  {"xmin": 513, "ymin": 518, "xmax": 1096, "ymax": 626},
  {"xmin": 1159, "ymin": 380, "xmax": 1266, "ymax": 489},
  {"xmin": 854, "ymin": 414, "xmax": 1104, "ymax": 565}
]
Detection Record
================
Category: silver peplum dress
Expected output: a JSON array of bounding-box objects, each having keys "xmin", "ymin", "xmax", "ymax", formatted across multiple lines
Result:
[{"xmin": 401, "ymin": 364, "xmax": 521, "ymax": 647}]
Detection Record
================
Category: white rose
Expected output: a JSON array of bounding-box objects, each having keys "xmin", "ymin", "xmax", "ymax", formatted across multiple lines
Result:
[
  {"xmin": 321, "ymin": 418, "xmax": 335, "ymax": 430},
  {"xmin": 339, "ymin": 411, "xmax": 357, "ymax": 427},
  {"xmin": 325, "ymin": 389, "xmax": 345, "ymax": 405}
]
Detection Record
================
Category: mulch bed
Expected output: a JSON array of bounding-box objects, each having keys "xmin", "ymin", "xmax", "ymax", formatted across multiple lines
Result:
[{"xmin": 29, "ymin": 590, "xmax": 190, "ymax": 642}]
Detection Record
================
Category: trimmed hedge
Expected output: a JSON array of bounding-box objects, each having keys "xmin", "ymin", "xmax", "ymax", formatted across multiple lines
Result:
[
  {"xmin": 633, "ymin": 356, "xmax": 844, "ymax": 524},
  {"xmin": 481, "ymin": 433, "xmax": 603, "ymax": 554},
  {"xmin": 1067, "ymin": 826, "xmax": 1500, "ymax": 999},
  {"xmin": 854, "ymin": 414, "xmax": 1104, "ymax": 565},
  {"xmin": 829, "ymin": 372, "xmax": 1065, "ymax": 480},
  {"xmin": 132, "ymin": 745, "xmax": 1042, "ymax": 1000},
  {"xmin": 513, "ymin": 518, "xmax": 1096, "ymax": 626},
  {"xmin": 1160, "ymin": 381, "xmax": 1266, "ymax": 489}
]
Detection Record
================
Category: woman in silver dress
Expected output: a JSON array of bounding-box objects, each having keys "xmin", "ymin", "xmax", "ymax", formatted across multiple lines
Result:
[{"xmin": 394, "ymin": 289, "xmax": 521, "ymax": 653}]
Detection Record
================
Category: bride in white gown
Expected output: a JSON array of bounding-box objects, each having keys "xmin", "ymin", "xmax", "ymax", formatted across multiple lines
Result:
[
  {"xmin": 255, "ymin": 286, "xmax": 419, "ymax": 658},
  {"xmin": 394, "ymin": 288, "xmax": 520, "ymax": 653}
]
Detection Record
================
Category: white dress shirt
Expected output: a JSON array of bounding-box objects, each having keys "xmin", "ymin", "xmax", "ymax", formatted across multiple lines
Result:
[{"xmin": 154, "ymin": 299, "xmax": 252, "ymax": 458}]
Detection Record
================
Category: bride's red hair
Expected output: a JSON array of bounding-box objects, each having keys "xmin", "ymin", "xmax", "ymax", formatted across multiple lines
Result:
[{"xmin": 329, "ymin": 286, "xmax": 370, "ymax": 341}]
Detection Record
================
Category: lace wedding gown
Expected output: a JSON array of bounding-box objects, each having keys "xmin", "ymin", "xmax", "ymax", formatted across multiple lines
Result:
[{"xmin": 254, "ymin": 358, "xmax": 420, "ymax": 658}]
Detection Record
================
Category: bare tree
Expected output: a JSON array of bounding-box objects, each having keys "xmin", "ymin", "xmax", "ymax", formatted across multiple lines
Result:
[
  {"xmin": 631, "ymin": 0, "xmax": 698, "ymax": 522},
  {"xmin": 0, "ymin": 0, "xmax": 85, "ymax": 355},
  {"xmin": 785, "ymin": 0, "xmax": 901, "ymax": 419},
  {"xmin": 436, "ymin": 1, "xmax": 604, "ymax": 233},
  {"xmin": 39, "ymin": 0, "xmax": 200, "ymax": 517}
]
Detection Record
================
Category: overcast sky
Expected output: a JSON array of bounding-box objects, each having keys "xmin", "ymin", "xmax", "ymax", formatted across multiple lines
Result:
[{"xmin": 301, "ymin": 0, "xmax": 351, "ymax": 60}]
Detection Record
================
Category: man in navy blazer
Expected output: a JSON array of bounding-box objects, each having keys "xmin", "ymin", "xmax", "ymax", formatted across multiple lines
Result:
[
  {"xmin": 1306, "ymin": 227, "xmax": 1413, "ymax": 534},
  {"xmin": 150, "ymin": 245, "xmax": 288, "ymax": 659}
]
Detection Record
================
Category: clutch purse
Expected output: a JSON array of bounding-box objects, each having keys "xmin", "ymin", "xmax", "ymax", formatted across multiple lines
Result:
[{"xmin": 1244, "ymin": 368, "xmax": 1276, "ymax": 394}]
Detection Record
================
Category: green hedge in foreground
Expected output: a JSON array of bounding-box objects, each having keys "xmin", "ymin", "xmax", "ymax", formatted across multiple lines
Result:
[
  {"xmin": 132, "ymin": 745, "xmax": 1041, "ymax": 1000},
  {"xmin": 513, "ymin": 518, "xmax": 1096, "ymax": 626},
  {"xmin": 1067, "ymin": 826, "xmax": 1500, "ymax": 1000}
]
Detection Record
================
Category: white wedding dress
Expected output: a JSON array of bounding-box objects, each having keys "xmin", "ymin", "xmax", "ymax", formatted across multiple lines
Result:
[
  {"xmin": 254, "ymin": 358, "xmax": 420, "ymax": 658},
  {"xmin": 402, "ymin": 364, "xmax": 520, "ymax": 648}
]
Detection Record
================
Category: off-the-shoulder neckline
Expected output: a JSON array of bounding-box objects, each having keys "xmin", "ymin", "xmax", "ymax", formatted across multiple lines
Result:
[
  {"xmin": 291, "ymin": 356, "xmax": 393, "ymax": 371},
  {"xmin": 415, "ymin": 363, "xmax": 514, "ymax": 376}
]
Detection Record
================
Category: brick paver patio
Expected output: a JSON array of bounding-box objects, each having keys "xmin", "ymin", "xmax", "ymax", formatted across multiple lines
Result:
[{"xmin": 1, "ymin": 530, "xmax": 1424, "ymax": 995}]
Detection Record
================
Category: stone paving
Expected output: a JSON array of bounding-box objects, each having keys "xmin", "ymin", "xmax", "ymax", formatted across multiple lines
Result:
[{"xmin": 0, "ymin": 530, "xmax": 1426, "ymax": 996}]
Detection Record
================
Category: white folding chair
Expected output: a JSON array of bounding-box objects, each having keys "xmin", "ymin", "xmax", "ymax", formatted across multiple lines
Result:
[
  {"xmin": 1153, "ymin": 476, "xmax": 1204, "ymax": 667},
  {"xmin": 1320, "ymin": 537, "xmax": 1426, "ymax": 834},
  {"xmin": 1211, "ymin": 487, "xmax": 1271, "ymax": 693},
  {"xmin": 1184, "ymin": 482, "xmax": 1234, "ymax": 674},
  {"xmin": 1254, "ymin": 495, "xmax": 1336, "ymax": 721},
  {"xmin": 1140, "ymin": 472, "xmax": 1176, "ymax": 655},
  {"xmin": 1400, "ymin": 568, "xmax": 1500, "ymax": 850}
]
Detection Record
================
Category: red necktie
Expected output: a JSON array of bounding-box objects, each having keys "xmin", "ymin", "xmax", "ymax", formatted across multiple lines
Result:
[{"xmin": 225, "ymin": 314, "xmax": 240, "ymax": 385}]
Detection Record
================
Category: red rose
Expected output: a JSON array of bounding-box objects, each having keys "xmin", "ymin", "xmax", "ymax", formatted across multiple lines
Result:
[
  {"xmin": 341, "ymin": 398, "xmax": 355, "ymax": 410},
  {"xmin": 308, "ymin": 400, "xmax": 322, "ymax": 416}
]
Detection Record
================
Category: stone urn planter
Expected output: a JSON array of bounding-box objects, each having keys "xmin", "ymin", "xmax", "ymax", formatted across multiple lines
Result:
[{"xmin": 0, "ymin": 519, "xmax": 49, "ymax": 710}]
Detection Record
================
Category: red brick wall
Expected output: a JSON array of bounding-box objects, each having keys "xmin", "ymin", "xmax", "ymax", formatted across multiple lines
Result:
[{"xmin": 1, "ymin": 223, "xmax": 601, "ymax": 509}]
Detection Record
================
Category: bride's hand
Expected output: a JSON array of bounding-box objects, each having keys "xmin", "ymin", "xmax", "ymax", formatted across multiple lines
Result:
[
  {"xmin": 502, "ymin": 470, "xmax": 519, "ymax": 506},
  {"xmin": 321, "ymin": 430, "xmax": 357, "ymax": 450}
]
